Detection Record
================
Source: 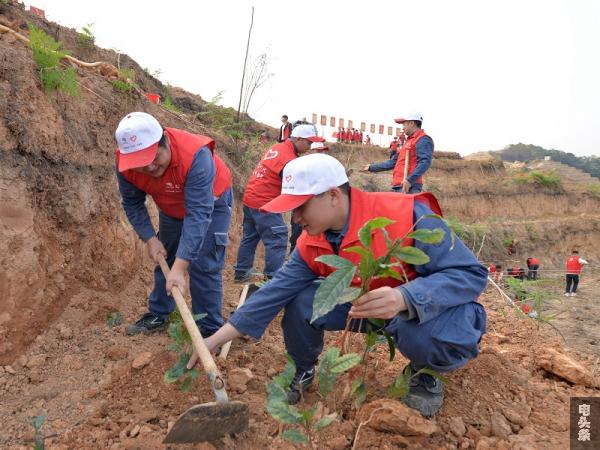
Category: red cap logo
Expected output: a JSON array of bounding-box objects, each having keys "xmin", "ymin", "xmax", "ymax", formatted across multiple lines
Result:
[
  {"xmin": 285, "ymin": 175, "xmax": 292, "ymax": 182},
  {"xmin": 129, "ymin": 135, "xmax": 137, "ymax": 142}
]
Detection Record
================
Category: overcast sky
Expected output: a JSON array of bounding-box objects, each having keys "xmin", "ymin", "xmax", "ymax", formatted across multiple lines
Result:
[{"xmin": 26, "ymin": 0, "xmax": 600, "ymax": 156}]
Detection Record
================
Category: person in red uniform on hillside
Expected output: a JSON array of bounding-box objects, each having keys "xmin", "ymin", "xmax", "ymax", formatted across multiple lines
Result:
[
  {"xmin": 565, "ymin": 250, "xmax": 588, "ymax": 297},
  {"xmin": 114, "ymin": 112, "xmax": 233, "ymax": 336},
  {"xmin": 235, "ymin": 125, "xmax": 325, "ymax": 282},
  {"xmin": 526, "ymin": 257, "xmax": 540, "ymax": 280},
  {"xmin": 278, "ymin": 115, "xmax": 293, "ymax": 143},
  {"xmin": 362, "ymin": 113, "xmax": 434, "ymax": 193}
]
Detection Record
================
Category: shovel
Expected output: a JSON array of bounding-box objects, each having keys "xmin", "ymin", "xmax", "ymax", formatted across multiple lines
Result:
[
  {"xmin": 219, "ymin": 283, "xmax": 249, "ymax": 360},
  {"xmin": 157, "ymin": 255, "xmax": 249, "ymax": 444},
  {"xmin": 402, "ymin": 148, "xmax": 410, "ymax": 193}
]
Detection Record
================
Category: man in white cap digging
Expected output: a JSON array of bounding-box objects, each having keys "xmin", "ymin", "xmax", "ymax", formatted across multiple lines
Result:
[{"xmin": 114, "ymin": 112, "xmax": 233, "ymax": 337}]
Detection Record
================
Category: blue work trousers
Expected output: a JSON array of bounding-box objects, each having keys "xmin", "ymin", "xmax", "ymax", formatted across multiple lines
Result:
[
  {"xmin": 148, "ymin": 189, "xmax": 233, "ymax": 336},
  {"xmin": 235, "ymin": 206, "xmax": 288, "ymax": 278},
  {"xmin": 282, "ymin": 281, "xmax": 487, "ymax": 373},
  {"xmin": 392, "ymin": 183, "xmax": 423, "ymax": 194}
]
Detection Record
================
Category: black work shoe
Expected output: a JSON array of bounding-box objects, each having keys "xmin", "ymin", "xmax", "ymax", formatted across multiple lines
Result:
[
  {"xmin": 126, "ymin": 312, "xmax": 166, "ymax": 335},
  {"xmin": 287, "ymin": 368, "xmax": 315, "ymax": 405},
  {"xmin": 234, "ymin": 273, "xmax": 251, "ymax": 283},
  {"xmin": 401, "ymin": 366, "xmax": 445, "ymax": 417}
]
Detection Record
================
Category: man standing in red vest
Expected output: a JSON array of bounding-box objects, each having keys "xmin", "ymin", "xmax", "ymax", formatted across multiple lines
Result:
[
  {"xmin": 115, "ymin": 112, "xmax": 233, "ymax": 336},
  {"xmin": 565, "ymin": 250, "xmax": 588, "ymax": 297},
  {"xmin": 526, "ymin": 257, "xmax": 540, "ymax": 280},
  {"xmin": 188, "ymin": 153, "xmax": 487, "ymax": 417},
  {"xmin": 235, "ymin": 125, "xmax": 324, "ymax": 281},
  {"xmin": 278, "ymin": 115, "xmax": 293, "ymax": 143},
  {"xmin": 362, "ymin": 113, "xmax": 434, "ymax": 193}
]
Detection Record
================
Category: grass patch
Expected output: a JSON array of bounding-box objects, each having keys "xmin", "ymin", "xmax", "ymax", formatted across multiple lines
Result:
[
  {"xmin": 514, "ymin": 169, "xmax": 562, "ymax": 190},
  {"xmin": 28, "ymin": 23, "xmax": 78, "ymax": 96}
]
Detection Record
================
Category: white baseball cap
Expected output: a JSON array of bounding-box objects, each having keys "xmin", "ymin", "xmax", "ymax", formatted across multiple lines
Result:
[
  {"xmin": 115, "ymin": 112, "xmax": 163, "ymax": 172},
  {"xmin": 395, "ymin": 113, "xmax": 423, "ymax": 124},
  {"xmin": 261, "ymin": 153, "xmax": 348, "ymax": 213},
  {"xmin": 290, "ymin": 124, "xmax": 325, "ymax": 142},
  {"xmin": 310, "ymin": 141, "xmax": 329, "ymax": 152}
]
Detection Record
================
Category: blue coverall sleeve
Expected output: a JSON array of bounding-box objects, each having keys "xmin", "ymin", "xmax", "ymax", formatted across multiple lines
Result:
[
  {"xmin": 406, "ymin": 136, "xmax": 433, "ymax": 184},
  {"xmin": 116, "ymin": 169, "xmax": 156, "ymax": 242},
  {"xmin": 368, "ymin": 151, "xmax": 398, "ymax": 172},
  {"xmin": 176, "ymin": 147, "xmax": 215, "ymax": 261},
  {"xmin": 228, "ymin": 249, "xmax": 318, "ymax": 339},
  {"xmin": 397, "ymin": 202, "xmax": 488, "ymax": 323}
]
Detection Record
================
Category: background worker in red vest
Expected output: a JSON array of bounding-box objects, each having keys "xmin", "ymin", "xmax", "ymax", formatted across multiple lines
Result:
[
  {"xmin": 278, "ymin": 115, "xmax": 293, "ymax": 143},
  {"xmin": 365, "ymin": 135, "xmax": 371, "ymax": 145},
  {"xmin": 235, "ymin": 125, "xmax": 325, "ymax": 282},
  {"xmin": 526, "ymin": 257, "xmax": 540, "ymax": 280},
  {"xmin": 188, "ymin": 153, "xmax": 487, "ymax": 417},
  {"xmin": 362, "ymin": 113, "xmax": 434, "ymax": 193},
  {"xmin": 565, "ymin": 250, "xmax": 588, "ymax": 297},
  {"xmin": 352, "ymin": 128, "xmax": 360, "ymax": 144},
  {"xmin": 115, "ymin": 112, "xmax": 233, "ymax": 336},
  {"xmin": 389, "ymin": 136, "xmax": 400, "ymax": 158}
]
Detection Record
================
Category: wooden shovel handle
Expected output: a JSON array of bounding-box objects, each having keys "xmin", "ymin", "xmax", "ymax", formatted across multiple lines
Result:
[
  {"xmin": 157, "ymin": 255, "xmax": 228, "ymax": 403},
  {"xmin": 403, "ymin": 148, "xmax": 410, "ymax": 182},
  {"xmin": 219, "ymin": 283, "xmax": 250, "ymax": 360}
]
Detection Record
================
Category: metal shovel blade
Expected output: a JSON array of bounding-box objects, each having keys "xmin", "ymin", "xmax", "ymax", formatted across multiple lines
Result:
[{"xmin": 163, "ymin": 400, "xmax": 249, "ymax": 443}]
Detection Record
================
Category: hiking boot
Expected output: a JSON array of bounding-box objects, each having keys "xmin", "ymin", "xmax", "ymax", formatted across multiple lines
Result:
[
  {"xmin": 565, "ymin": 292, "xmax": 571, "ymax": 297},
  {"xmin": 571, "ymin": 293, "xmax": 577, "ymax": 297},
  {"xmin": 287, "ymin": 368, "xmax": 315, "ymax": 405},
  {"xmin": 126, "ymin": 312, "xmax": 166, "ymax": 335},
  {"xmin": 401, "ymin": 365, "xmax": 445, "ymax": 418}
]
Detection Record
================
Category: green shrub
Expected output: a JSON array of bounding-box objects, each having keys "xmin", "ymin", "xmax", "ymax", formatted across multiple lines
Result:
[
  {"xmin": 28, "ymin": 24, "xmax": 78, "ymax": 96},
  {"xmin": 162, "ymin": 96, "xmax": 181, "ymax": 113},
  {"xmin": 514, "ymin": 169, "xmax": 561, "ymax": 190},
  {"xmin": 76, "ymin": 23, "xmax": 95, "ymax": 49},
  {"xmin": 110, "ymin": 68, "xmax": 137, "ymax": 93},
  {"xmin": 586, "ymin": 182, "xmax": 600, "ymax": 197}
]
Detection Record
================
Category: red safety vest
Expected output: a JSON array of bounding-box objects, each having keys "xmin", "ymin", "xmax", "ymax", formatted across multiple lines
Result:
[
  {"xmin": 117, "ymin": 128, "xmax": 232, "ymax": 219},
  {"xmin": 296, "ymin": 188, "xmax": 442, "ymax": 290},
  {"xmin": 243, "ymin": 140, "xmax": 297, "ymax": 209},
  {"xmin": 566, "ymin": 256, "xmax": 583, "ymax": 274},
  {"xmin": 392, "ymin": 129, "xmax": 433, "ymax": 186},
  {"xmin": 390, "ymin": 140, "xmax": 399, "ymax": 151},
  {"xmin": 527, "ymin": 257, "xmax": 539, "ymax": 266},
  {"xmin": 488, "ymin": 264, "xmax": 496, "ymax": 273}
]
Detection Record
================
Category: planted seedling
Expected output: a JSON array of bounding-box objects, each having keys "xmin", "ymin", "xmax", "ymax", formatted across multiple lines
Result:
[
  {"xmin": 164, "ymin": 310, "xmax": 206, "ymax": 391},
  {"xmin": 30, "ymin": 414, "xmax": 46, "ymax": 450},
  {"xmin": 106, "ymin": 310, "xmax": 123, "ymax": 328},
  {"xmin": 266, "ymin": 353, "xmax": 360, "ymax": 449}
]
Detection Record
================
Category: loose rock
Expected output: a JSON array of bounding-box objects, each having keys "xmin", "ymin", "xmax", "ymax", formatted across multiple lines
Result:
[
  {"xmin": 357, "ymin": 399, "xmax": 438, "ymax": 436},
  {"xmin": 131, "ymin": 352, "xmax": 152, "ymax": 369}
]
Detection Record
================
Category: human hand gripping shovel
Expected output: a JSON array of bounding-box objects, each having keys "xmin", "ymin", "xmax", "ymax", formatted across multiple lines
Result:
[{"xmin": 157, "ymin": 255, "xmax": 249, "ymax": 444}]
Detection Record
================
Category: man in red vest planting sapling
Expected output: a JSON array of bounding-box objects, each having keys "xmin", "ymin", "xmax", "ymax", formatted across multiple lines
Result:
[{"xmin": 187, "ymin": 153, "xmax": 487, "ymax": 418}]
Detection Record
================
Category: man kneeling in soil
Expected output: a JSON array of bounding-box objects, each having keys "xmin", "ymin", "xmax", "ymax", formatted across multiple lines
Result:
[{"xmin": 188, "ymin": 153, "xmax": 487, "ymax": 417}]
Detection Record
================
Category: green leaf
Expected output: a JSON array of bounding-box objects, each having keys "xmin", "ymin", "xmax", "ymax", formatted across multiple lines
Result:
[
  {"xmin": 311, "ymin": 265, "xmax": 356, "ymax": 323},
  {"xmin": 388, "ymin": 369, "xmax": 411, "ymax": 398},
  {"xmin": 266, "ymin": 382, "xmax": 303, "ymax": 424},
  {"xmin": 330, "ymin": 353, "xmax": 362, "ymax": 374},
  {"xmin": 338, "ymin": 287, "xmax": 361, "ymax": 304},
  {"xmin": 359, "ymin": 251, "xmax": 379, "ymax": 282},
  {"xmin": 383, "ymin": 330, "xmax": 396, "ymax": 362},
  {"xmin": 343, "ymin": 245, "xmax": 371, "ymax": 259},
  {"xmin": 408, "ymin": 228, "xmax": 445, "ymax": 244},
  {"xmin": 187, "ymin": 368, "xmax": 199, "ymax": 379},
  {"xmin": 315, "ymin": 413, "xmax": 338, "ymax": 430},
  {"xmin": 367, "ymin": 318, "xmax": 386, "ymax": 329},
  {"xmin": 164, "ymin": 357, "xmax": 188, "ymax": 383},
  {"xmin": 31, "ymin": 414, "xmax": 46, "ymax": 431},
  {"xmin": 314, "ymin": 254, "xmax": 354, "ymax": 269},
  {"xmin": 193, "ymin": 313, "xmax": 208, "ymax": 321},
  {"xmin": 180, "ymin": 376, "xmax": 193, "ymax": 392},
  {"xmin": 365, "ymin": 325, "xmax": 378, "ymax": 348},
  {"xmin": 301, "ymin": 407, "xmax": 316, "ymax": 424},
  {"xmin": 273, "ymin": 354, "xmax": 296, "ymax": 389},
  {"xmin": 417, "ymin": 368, "xmax": 449, "ymax": 384},
  {"xmin": 392, "ymin": 246, "xmax": 430, "ymax": 265},
  {"xmin": 421, "ymin": 213, "xmax": 444, "ymax": 220},
  {"xmin": 317, "ymin": 348, "xmax": 340, "ymax": 396},
  {"xmin": 282, "ymin": 429, "xmax": 309, "ymax": 443},
  {"xmin": 352, "ymin": 379, "xmax": 367, "ymax": 407},
  {"xmin": 377, "ymin": 265, "xmax": 404, "ymax": 281},
  {"xmin": 358, "ymin": 217, "xmax": 395, "ymax": 249}
]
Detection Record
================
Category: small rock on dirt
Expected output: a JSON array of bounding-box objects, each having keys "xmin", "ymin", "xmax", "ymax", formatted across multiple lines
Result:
[
  {"xmin": 4, "ymin": 365, "xmax": 16, "ymax": 374},
  {"xmin": 106, "ymin": 346, "xmax": 128, "ymax": 361},
  {"xmin": 536, "ymin": 347, "xmax": 597, "ymax": 387},
  {"xmin": 131, "ymin": 352, "xmax": 152, "ymax": 369},
  {"xmin": 328, "ymin": 435, "xmax": 349, "ymax": 450},
  {"xmin": 358, "ymin": 399, "xmax": 438, "ymax": 436},
  {"xmin": 449, "ymin": 416, "xmax": 467, "ymax": 437},
  {"xmin": 490, "ymin": 411, "xmax": 512, "ymax": 439},
  {"xmin": 228, "ymin": 367, "xmax": 254, "ymax": 393},
  {"xmin": 26, "ymin": 354, "xmax": 46, "ymax": 369},
  {"xmin": 129, "ymin": 424, "xmax": 140, "ymax": 437}
]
